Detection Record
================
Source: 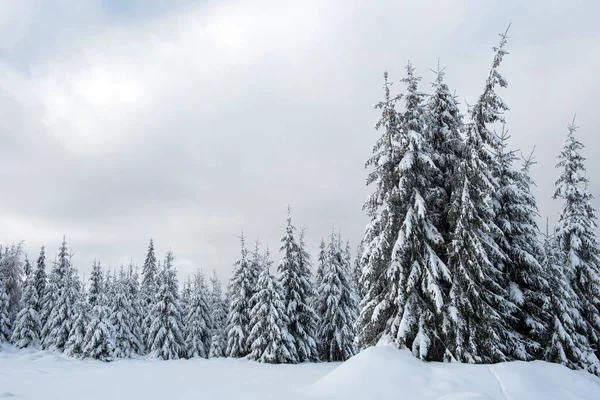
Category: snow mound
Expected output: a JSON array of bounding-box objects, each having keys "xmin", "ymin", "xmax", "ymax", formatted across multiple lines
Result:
[{"xmin": 309, "ymin": 345, "xmax": 600, "ymax": 400}]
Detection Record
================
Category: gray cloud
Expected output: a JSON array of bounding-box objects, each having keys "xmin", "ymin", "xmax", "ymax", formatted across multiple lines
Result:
[{"xmin": 0, "ymin": 0, "xmax": 598, "ymax": 281}]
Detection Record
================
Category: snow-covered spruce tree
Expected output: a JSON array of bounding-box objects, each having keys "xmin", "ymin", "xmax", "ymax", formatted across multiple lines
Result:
[
  {"xmin": 277, "ymin": 209, "xmax": 318, "ymax": 362},
  {"xmin": 316, "ymin": 239, "xmax": 327, "ymax": 285},
  {"xmin": 209, "ymin": 270, "xmax": 227, "ymax": 358},
  {"xmin": 125, "ymin": 263, "xmax": 144, "ymax": 355},
  {"xmin": 553, "ymin": 118, "xmax": 600, "ymax": 360},
  {"xmin": 225, "ymin": 234, "xmax": 253, "ymax": 358},
  {"xmin": 357, "ymin": 71, "xmax": 404, "ymax": 349},
  {"xmin": 249, "ymin": 240, "xmax": 262, "ymax": 304},
  {"xmin": 65, "ymin": 290, "xmax": 90, "ymax": 358},
  {"xmin": 181, "ymin": 276, "xmax": 192, "ymax": 322},
  {"xmin": 147, "ymin": 250, "xmax": 185, "ymax": 360},
  {"xmin": 110, "ymin": 268, "xmax": 140, "ymax": 358},
  {"xmin": 316, "ymin": 231, "xmax": 358, "ymax": 361},
  {"xmin": 88, "ymin": 260, "xmax": 103, "ymax": 307},
  {"xmin": 82, "ymin": 292, "xmax": 115, "ymax": 362},
  {"xmin": 42, "ymin": 237, "xmax": 79, "ymax": 351},
  {"xmin": 383, "ymin": 62, "xmax": 450, "ymax": 361},
  {"xmin": 247, "ymin": 248, "xmax": 297, "ymax": 364},
  {"xmin": 353, "ymin": 240, "xmax": 365, "ymax": 300},
  {"xmin": 543, "ymin": 230, "xmax": 600, "ymax": 374},
  {"xmin": 445, "ymin": 121, "xmax": 511, "ymax": 364},
  {"xmin": 33, "ymin": 247, "xmax": 47, "ymax": 314},
  {"xmin": 184, "ymin": 270, "xmax": 213, "ymax": 358},
  {"xmin": 293, "ymin": 227, "xmax": 319, "ymax": 362},
  {"xmin": 493, "ymin": 137, "xmax": 550, "ymax": 360},
  {"xmin": 11, "ymin": 261, "xmax": 41, "ymax": 348},
  {"xmin": 0, "ymin": 280, "xmax": 10, "ymax": 343},
  {"xmin": 141, "ymin": 238, "xmax": 158, "ymax": 351},
  {"xmin": 425, "ymin": 63, "xmax": 464, "ymax": 246},
  {"xmin": 0, "ymin": 242, "xmax": 24, "ymax": 322}
]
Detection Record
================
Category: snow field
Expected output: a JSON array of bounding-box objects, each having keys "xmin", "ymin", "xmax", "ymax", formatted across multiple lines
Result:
[{"xmin": 2, "ymin": 345, "xmax": 599, "ymax": 400}]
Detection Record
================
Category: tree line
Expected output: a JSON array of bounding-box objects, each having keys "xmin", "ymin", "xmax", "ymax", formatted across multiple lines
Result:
[{"xmin": 0, "ymin": 209, "xmax": 359, "ymax": 363}]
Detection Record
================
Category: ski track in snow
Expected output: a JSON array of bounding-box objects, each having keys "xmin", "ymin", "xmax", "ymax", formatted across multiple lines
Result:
[{"xmin": 487, "ymin": 366, "xmax": 509, "ymax": 400}]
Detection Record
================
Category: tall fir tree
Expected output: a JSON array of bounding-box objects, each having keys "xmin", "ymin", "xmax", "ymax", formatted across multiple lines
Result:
[
  {"xmin": 249, "ymin": 240, "xmax": 263, "ymax": 305},
  {"xmin": 11, "ymin": 261, "xmax": 41, "ymax": 348},
  {"xmin": 42, "ymin": 237, "xmax": 79, "ymax": 351},
  {"xmin": 0, "ymin": 280, "xmax": 10, "ymax": 343},
  {"xmin": 209, "ymin": 270, "xmax": 227, "ymax": 358},
  {"xmin": 425, "ymin": 64, "xmax": 464, "ymax": 251},
  {"xmin": 141, "ymin": 238, "xmax": 158, "ymax": 351},
  {"xmin": 386, "ymin": 62, "xmax": 450, "ymax": 361},
  {"xmin": 82, "ymin": 291, "xmax": 115, "ymax": 362},
  {"xmin": 147, "ymin": 250, "xmax": 185, "ymax": 360},
  {"xmin": 180, "ymin": 276, "xmax": 192, "ymax": 324},
  {"xmin": 553, "ymin": 118, "xmax": 600, "ymax": 360},
  {"xmin": 110, "ymin": 268, "xmax": 140, "ymax": 358},
  {"xmin": 445, "ymin": 120, "xmax": 511, "ymax": 363},
  {"xmin": 0, "ymin": 242, "xmax": 24, "ymax": 322},
  {"xmin": 184, "ymin": 271, "xmax": 213, "ymax": 358},
  {"xmin": 353, "ymin": 240, "xmax": 365, "ymax": 300},
  {"xmin": 88, "ymin": 260, "xmax": 104, "ymax": 307},
  {"xmin": 33, "ymin": 247, "xmax": 47, "ymax": 314},
  {"xmin": 316, "ymin": 231, "xmax": 358, "ymax": 361},
  {"xmin": 225, "ymin": 234, "xmax": 253, "ymax": 358},
  {"xmin": 493, "ymin": 138, "xmax": 550, "ymax": 360},
  {"xmin": 357, "ymin": 71, "xmax": 404, "ymax": 349},
  {"xmin": 247, "ymin": 248, "xmax": 297, "ymax": 364},
  {"xmin": 65, "ymin": 289, "xmax": 90, "ymax": 358},
  {"xmin": 277, "ymin": 209, "xmax": 318, "ymax": 362},
  {"xmin": 125, "ymin": 263, "xmax": 144, "ymax": 355},
  {"xmin": 543, "ymin": 229, "xmax": 600, "ymax": 374}
]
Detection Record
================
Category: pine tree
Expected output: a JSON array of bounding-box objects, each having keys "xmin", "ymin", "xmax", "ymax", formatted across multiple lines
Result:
[
  {"xmin": 446, "ymin": 121, "xmax": 511, "ymax": 363},
  {"xmin": 357, "ymin": 71, "xmax": 404, "ymax": 349},
  {"xmin": 0, "ymin": 242, "xmax": 24, "ymax": 322},
  {"xmin": 125, "ymin": 263, "xmax": 144, "ymax": 355},
  {"xmin": 33, "ymin": 247, "xmax": 47, "ymax": 314},
  {"xmin": 88, "ymin": 260, "xmax": 104, "ymax": 307},
  {"xmin": 141, "ymin": 238, "xmax": 158, "ymax": 351},
  {"xmin": 543, "ymin": 230, "xmax": 600, "ymax": 374},
  {"xmin": 384, "ymin": 62, "xmax": 450, "ymax": 361},
  {"xmin": 0, "ymin": 280, "xmax": 10, "ymax": 343},
  {"xmin": 353, "ymin": 240, "xmax": 365, "ymax": 300},
  {"xmin": 65, "ymin": 291, "xmax": 90, "ymax": 358},
  {"xmin": 249, "ymin": 240, "xmax": 263, "ymax": 305},
  {"xmin": 42, "ymin": 237, "xmax": 79, "ymax": 351},
  {"xmin": 110, "ymin": 268, "xmax": 140, "ymax": 358},
  {"xmin": 225, "ymin": 234, "xmax": 253, "ymax": 358},
  {"xmin": 494, "ymin": 139, "xmax": 550, "ymax": 360},
  {"xmin": 147, "ymin": 250, "xmax": 185, "ymax": 360},
  {"xmin": 277, "ymin": 209, "xmax": 318, "ymax": 362},
  {"xmin": 247, "ymin": 248, "xmax": 297, "ymax": 364},
  {"xmin": 184, "ymin": 270, "xmax": 213, "ymax": 358},
  {"xmin": 209, "ymin": 270, "xmax": 227, "ymax": 358},
  {"xmin": 425, "ymin": 63, "xmax": 464, "ymax": 251},
  {"xmin": 82, "ymin": 292, "xmax": 115, "ymax": 362},
  {"xmin": 316, "ymin": 231, "xmax": 358, "ymax": 362},
  {"xmin": 553, "ymin": 118, "xmax": 600, "ymax": 360},
  {"xmin": 181, "ymin": 276, "xmax": 192, "ymax": 323},
  {"xmin": 11, "ymin": 262, "xmax": 41, "ymax": 348}
]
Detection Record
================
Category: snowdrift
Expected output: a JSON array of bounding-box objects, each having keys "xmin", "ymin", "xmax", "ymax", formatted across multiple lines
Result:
[{"xmin": 309, "ymin": 345, "xmax": 600, "ymax": 400}]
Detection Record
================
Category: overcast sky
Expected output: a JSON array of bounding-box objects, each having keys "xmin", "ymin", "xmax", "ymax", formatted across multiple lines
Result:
[{"xmin": 0, "ymin": 0, "xmax": 599, "ymax": 281}]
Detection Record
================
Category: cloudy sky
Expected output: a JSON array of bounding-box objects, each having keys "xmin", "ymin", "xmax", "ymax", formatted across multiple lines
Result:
[{"xmin": 0, "ymin": 0, "xmax": 598, "ymax": 281}]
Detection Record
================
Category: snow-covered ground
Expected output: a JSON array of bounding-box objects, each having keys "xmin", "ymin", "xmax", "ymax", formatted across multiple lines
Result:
[{"xmin": 1, "ymin": 345, "xmax": 599, "ymax": 400}]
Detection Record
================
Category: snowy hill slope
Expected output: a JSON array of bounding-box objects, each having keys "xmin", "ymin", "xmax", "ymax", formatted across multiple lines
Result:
[
  {"xmin": 310, "ymin": 345, "xmax": 600, "ymax": 400},
  {"xmin": 1, "ymin": 344, "xmax": 598, "ymax": 399}
]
